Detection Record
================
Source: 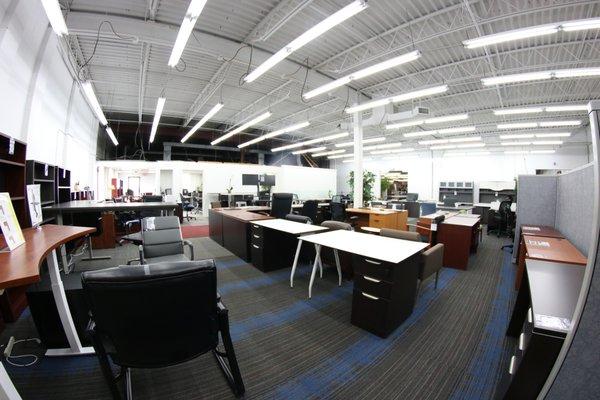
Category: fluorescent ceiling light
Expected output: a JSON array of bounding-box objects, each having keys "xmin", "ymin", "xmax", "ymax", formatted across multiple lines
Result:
[
  {"xmin": 212, "ymin": 111, "xmax": 272, "ymax": 145},
  {"xmin": 497, "ymin": 122, "xmax": 538, "ymax": 130},
  {"xmin": 500, "ymin": 134, "xmax": 535, "ymax": 139},
  {"xmin": 532, "ymin": 140, "xmax": 563, "ymax": 145},
  {"xmin": 419, "ymin": 139, "xmax": 447, "ymax": 145},
  {"xmin": 328, "ymin": 153, "xmax": 355, "ymax": 159},
  {"xmin": 456, "ymin": 143, "xmax": 485, "ymax": 148},
  {"xmin": 168, "ymin": 0, "xmax": 208, "ymax": 67},
  {"xmin": 386, "ymin": 120, "xmax": 425, "ymax": 129},
  {"xmin": 545, "ymin": 105, "xmax": 588, "ymax": 112},
  {"xmin": 562, "ymin": 18, "xmax": 600, "ymax": 32},
  {"xmin": 272, "ymin": 131, "xmax": 349, "ymax": 152},
  {"xmin": 530, "ymin": 150, "xmax": 556, "ymax": 154},
  {"xmin": 149, "ymin": 97, "xmax": 166, "ymax": 143},
  {"xmin": 364, "ymin": 142, "xmax": 403, "ymax": 151},
  {"xmin": 371, "ymin": 148, "xmax": 415, "ymax": 155},
  {"xmin": 41, "ymin": 0, "xmax": 69, "ymax": 36},
  {"xmin": 448, "ymin": 136, "xmax": 482, "ymax": 143},
  {"xmin": 437, "ymin": 126, "xmax": 477, "ymax": 134},
  {"xmin": 312, "ymin": 149, "xmax": 346, "ymax": 157},
  {"xmin": 482, "ymin": 68, "xmax": 600, "ymax": 86},
  {"xmin": 430, "ymin": 145, "xmax": 457, "ymax": 150},
  {"xmin": 335, "ymin": 137, "xmax": 386, "ymax": 147},
  {"xmin": 535, "ymin": 132, "xmax": 571, "ymax": 138},
  {"xmin": 105, "ymin": 127, "xmax": 118, "ymax": 146},
  {"xmin": 505, "ymin": 150, "xmax": 530, "ymax": 154},
  {"xmin": 81, "ymin": 82, "xmax": 108, "ymax": 126},
  {"xmin": 181, "ymin": 103, "xmax": 224, "ymax": 143},
  {"xmin": 424, "ymin": 113, "xmax": 469, "ymax": 124},
  {"xmin": 345, "ymin": 85, "xmax": 448, "ymax": 114},
  {"xmin": 501, "ymin": 141, "xmax": 531, "ymax": 146},
  {"xmin": 292, "ymin": 146, "xmax": 326, "ymax": 155},
  {"xmin": 444, "ymin": 151, "xmax": 491, "ymax": 157},
  {"xmin": 539, "ymin": 120, "xmax": 581, "ymax": 127},
  {"xmin": 493, "ymin": 107, "xmax": 543, "ymax": 115},
  {"xmin": 245, "ymin": 1, "xmax": 367, "ymax": 83},
  {"xmin": 304, "ymin": 50, "xmax": 421, "ymax": 99},
  {"xmin": 463, "ymin": 24, "xmax": 559, "ymax": 49},
  {"xmin": 238, "ymin": 121, "xmax": 309, "ymax": 148},
  {"xmin": 403, "ymin": 130, "xmax": 435, "ymax": 138}
]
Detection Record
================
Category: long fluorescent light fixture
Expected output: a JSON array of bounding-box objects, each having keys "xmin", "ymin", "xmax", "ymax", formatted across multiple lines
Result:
[
  {"xmin": 364, "ymin": 142, "xmax": 404, "ymax": 151},
  {"xmin": 328, "ymin": 153, "xmax": 355, "ymax": 159},
  {"xmin": 386, "ymin": 119, "xmax": 425, "ymax": 129},
  {"xmin": 545, "ymin": 105, "xmax": 588, "ymax": 112},
  {"xmin": 304, "ymin": 50, "xmax": 421, "ymax": 99},
  {"xmin": 238, "ymin": 121, "xmax": 310, "ymax": 148},
  {"xmin": 498, "ymin": 121, "xmax": 580, "ymax": 129},
  {"xmin": 463, "ymin": 18, "xmax": 600, "ymax": 49},
  {"xmin": 211, "ymin": 111, "xmax": 272, "ymax": 145},
  {"xmin": 335, "ymin": 137, "xmax": 385, "ymax": 147},
  {"xmin": 501, "ymin": 140, "xmax": 563, "ymax": 146},
  {"xmin": 505, "ymin": 150, "xmax": 556, "ymax": 155},
  {"xmin": 271, "ymin": 131, "xmax": 349, "ymax": 152},
  {"xmin": 292, "ymin": 146, "xmax": 326, "ymax": 155},
  {"xmin": 346, "ymin": 85, "xmax": 449, "ymax": 114},
  {"xmin": 244, "ymin": 1, "xmax": 367, "ymax": 83},
  {"xmin": 181, "ymin": 103, "xmax": 224, "ymax": 143},
  {"xmin": 438, "ymin": 126, "xmax": 476, "ymax": 134},
  {"xmin": 105, "ymin": 127, "xmax": 119, "ymax": 146},
  {"xmin": 312, "ymin": 149, "xmax": 346, "ymax": 157},
  {"xmin": 500, "ymin": 132, "xmax": 570, "ymax": 139},
  {"xmin": 371, "ymin": 148, "xmax": 415, "ymax": 155},
  {"xmin": 386, "ymin": 113, "xmax": 469, "ymax": 129},
  {"xmin": 41, "ymin": 0, "xmax": 69, "ymax": 36},
  {"xmin": 445, "ymin": 151, "xmax": 491, "ymax": 157},
  {"xmin": 482, "ymin": 68, "xmax": 600, "ymax": 86},
  {"xmin": 81, "ymin": 82, "xmax": 108, "ymax": 126},
  {"xmin": 539, "ymin": 120, "xmax": 581, "ymax": 127},
  {"xmin": 149, "ymin": 97, "xmax": 166, "ymax": 143},
  {"xmin": 168, "ymin": 0, "xmax": 208, "ymax": 67},
  {"xmin": 494, "ymin": 105, "xmax": 588, "ymax": 115}
]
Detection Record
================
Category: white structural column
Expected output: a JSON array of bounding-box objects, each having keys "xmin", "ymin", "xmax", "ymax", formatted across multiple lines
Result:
[{"xmin": 352, "ymin": 99, "xmax": 364, "ymax": 207}]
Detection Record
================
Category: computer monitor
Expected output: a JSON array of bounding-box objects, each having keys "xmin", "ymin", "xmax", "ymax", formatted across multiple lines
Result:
[
  {"xmin": 260, "ymin": 174, "xmax": 276, "ymax": 186},
  {"xmin": 242, "ymin": 174, "xmax": 259, "ymax": 186}
]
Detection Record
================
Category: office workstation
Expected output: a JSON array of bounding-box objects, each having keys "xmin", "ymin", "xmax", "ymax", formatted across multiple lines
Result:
[{"xmin": 0, "ymin": 1, "xmax": 599, "ymax": 399}]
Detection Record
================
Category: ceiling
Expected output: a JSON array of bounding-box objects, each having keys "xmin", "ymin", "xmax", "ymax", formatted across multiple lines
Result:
[{"xmin": 60, "ymin": 0, "xmax": 600, "ymax": 158}]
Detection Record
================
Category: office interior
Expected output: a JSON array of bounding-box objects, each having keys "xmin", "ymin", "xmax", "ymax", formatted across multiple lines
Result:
[{"xmin": 0, "ymin": 1, "xmax": 599, "ymax": 399}]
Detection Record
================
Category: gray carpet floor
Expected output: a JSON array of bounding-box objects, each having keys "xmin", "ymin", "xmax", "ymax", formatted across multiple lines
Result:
[{"xmin": 0, "ymin": 234, "xmax": 516, "ymax": 399}]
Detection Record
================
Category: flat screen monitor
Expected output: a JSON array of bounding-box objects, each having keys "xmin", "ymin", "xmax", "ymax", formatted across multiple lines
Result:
[
  {"xmin": 260, "ymin": 174, "xmax": 276, "ymax": 186},
  {"xmin": 242, "ymin": 174, "xmax": 259, "ymax": 186}
]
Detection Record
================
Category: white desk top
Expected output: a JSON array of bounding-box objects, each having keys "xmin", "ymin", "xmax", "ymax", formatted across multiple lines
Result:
[
  {"xmin": 299, "ymin": 230, "xmax": 428, "ymax": 264},
  {"xmin": 250, "ymin": 219, "xmax": 329, "ymax": 235}
]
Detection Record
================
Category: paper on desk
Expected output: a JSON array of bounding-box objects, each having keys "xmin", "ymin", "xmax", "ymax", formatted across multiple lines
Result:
[
  {"xmin": 535, "ymin": 314, "xmax": 571, "ymax": 332},
  {"xmin": 522, "ymin": 226, "xmax": 541, "ymax": 231}
]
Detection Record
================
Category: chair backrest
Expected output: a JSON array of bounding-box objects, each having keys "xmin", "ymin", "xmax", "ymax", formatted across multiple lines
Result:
[
  {"xmin": 300, "ymin": 200, "xmax": 318, "ymax": 222},
  {"xmin": 143, "ymin": 195, "xmax": 163, "ymax": 202},
  {"xmin": 406, "ymin": 193, "xmax": 419, "ymax": 202},
  {"xmin": 141, "ymin": 216, "xmax": 184, "ymax": 259},
  {"xmin": 499, "ymin": 200, "xmax": 512, "ymax": 217},
  {"xmin": 321, "ymin": 220, "xmax": 351, "ymax": 231},
  {"xmin": 271, "ymin": 193, "xmax": 293, "ymax": 219},
  {"xmin": 420, "ymin": 202, "xmax": 437, "ymax": 216},
  {"xmin": 380, "ymin": 228, "xmax": 421, "ymax": 242},
  {"xmin": 442, "ymin": 196, "xmax": 458, "ymax": 207},
  {"xmin": 420, "ymin": 243, "xmax": 444, "ymax": 280},
  {"xmin": 73, "ymin": 212, "xmax": 104, "ymax": 236},
  {"xmin": 211, "ymin": 201, "xmax": 222, "ymax": 209},
  {"xmin": 330, "ymin": 202, "xmax": 346, "ymax": 222},
  {"xmin": 285, "ymin": 214, "xmax": 312, "ymax": 224},
  {"xmin": 82, "ymin": 260, "xmax": 218, "ymax": 368}
]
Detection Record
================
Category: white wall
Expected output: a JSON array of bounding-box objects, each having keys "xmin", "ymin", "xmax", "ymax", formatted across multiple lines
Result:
[
  {"xmin": 182, "ymin": 171, "xmax": 203, "ymax": 192},
  {"xmin": 335, "ymin": 145, "xmax": 591, "ymax": 201},
  {"xmin": 0, "ymin": 0, "xmax": 98, "ymax": 189}
]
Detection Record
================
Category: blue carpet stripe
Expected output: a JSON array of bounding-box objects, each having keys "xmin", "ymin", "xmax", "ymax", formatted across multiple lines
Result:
[
  {"xmin": 215, "ymin": 257, "xmax": 249, "ymax": 270},
  {"xmin": 449, "ymin": 248, "xmax": 516, "ymax": 400},
  {"xmin": 218, "ymin": 264, "xmax": 312, "ymax": 296},
  {"xmin": 274, "ymin": 268, "xmax": 460, "ymax": 400}
]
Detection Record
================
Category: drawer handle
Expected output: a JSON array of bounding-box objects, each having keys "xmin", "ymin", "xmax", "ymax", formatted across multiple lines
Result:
[
  {"xmin": 365, "ymin": 259, "xmax": 381, "ymax": 265},
  {"xmin": 252, "ymin": 244, "xmax": 259, "ymax": 249},
  {"xmin": 361, "ymin": 292, "xmax": 379, "ymax": 300},
  {"xmin": 363, "ymin": 276, "xmax": 381, "ymax": 283},
  {"xmin": 527, "ymin": 308, "xmax": 533, "ymax": 324},
  {"xmin": 509, "ymin": 355, "xmax": 517, "ymax": 375},
  {"xmin": 253, "ymin": 234, "xmax": 260, "ymax": 238},
  {"xmin": 519, "ymin": 333, "xmax": 525, "ymax": 351}
]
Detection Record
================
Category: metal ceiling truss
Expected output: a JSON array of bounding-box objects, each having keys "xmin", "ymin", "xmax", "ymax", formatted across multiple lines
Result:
[
  {"xmin": 227, "ymin": 81, "xmax": 295, "ymax": 129},
  {"xmin": 246, "ymin": 0, "xmax": 315, "ymax": 43}
]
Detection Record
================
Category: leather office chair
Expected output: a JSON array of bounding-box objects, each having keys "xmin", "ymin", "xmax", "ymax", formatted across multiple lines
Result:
[
  {"xmin": 380, "ymin": 228, "xmax": 422, "ymax": 242},
  {"xmin": 489, "ymin": 200, "xmax": 512, "ymax": 237},
  {"xmin": 81, "ymin": 260, "xmax": 245, "ymax": 399},
  {"xmin": 404, "ymin": 201, "xmax": 421, "ymax": 218},
  {"xmin": 417, "ymin": 243, "xmax": 444, "ymax": 296},
  {"xmin": 138, "ymin": 216, "xmax": 194, "ymax": 264},
  {"xmin": 330, "ymin": 202, "xmax": 358, "ymax": 227},
  {"xmin": 299, "ymin": 200, "xmax": 319, "ymax": 223},
  {"xmin": 180, "ymin": 193, "xmax": 196, "ymax": 221},
  {"xmin": 73, "ymin": 212, "xmax": 111, "ymax": 266},
  {"xmin": 271, "ymin": 193, "xmax": 293, "ymax": 219},
  {"xmin": 442, "ymin": 196, "xmax": 459, "ymax": 207},
  {"xmin": 420, "ymin": 202, "xmax": 437, "ymax": 216},
  {"xmin": 285, "ymin": 214, "xmax": 312, "ymax": 224}
]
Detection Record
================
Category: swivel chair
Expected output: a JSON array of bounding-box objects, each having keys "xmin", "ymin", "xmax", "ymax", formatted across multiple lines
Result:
[
  {"xmin": 73, "ymin": 212, "xmax": 111, "ymax": 267},
  {"xmin": 138, "ymin": 216, "xmax": 194, "ymax": 264},
  {"xmin": 270, "ymin": 193, "xmax": 293, "ymax": 219},
  {"xmin": 299, "ymin": 200, "xmax": 318, "ymax": 223},
  {"xmin": 180, "ymin": 193, "xmax": 196, "ymax": 221}
]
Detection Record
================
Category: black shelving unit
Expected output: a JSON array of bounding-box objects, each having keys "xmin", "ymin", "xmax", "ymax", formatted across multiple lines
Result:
[
  {"xmin": 56, "ymin": 167, "xmax": 71, "ymax": 204},
  {"xmin": 479, "ymin": 188, "xmax": 516, "ymax": 204},
  {"xmin": 438, "ymin": 181, "xmax": 474, "ymax": 203},
  {"xmin": 26, "ymin": 160, "xmax": 57, "ymax": 224}
]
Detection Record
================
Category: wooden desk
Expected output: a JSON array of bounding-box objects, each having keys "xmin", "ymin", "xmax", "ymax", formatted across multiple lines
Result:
[
  {"xmin": 346, "ymin": 208, "xmax": 408, "ymax": 231},
  {"xmin": 436, "ymin": 215, "xmax": 481, "ymax": 270},
  {"xmin": 0, "ymin": 225, "xmax": 96, "ymax": 400},
  {"xmin": 516, "ymin": 235, "xmax": 587, "ymax": 290},
  {"xmin": 516, "ymin": 225, "xmax": 565, "ymax": 284}
]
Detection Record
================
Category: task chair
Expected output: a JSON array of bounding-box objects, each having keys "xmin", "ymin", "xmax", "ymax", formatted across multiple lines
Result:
[
  {"xmin": 73, "ymin": 212, "xmax": 111, "ymax": 266},
  {"xmin": 138, "ymin": 216, "xmax": 194, "ymax": 264},
  {"xmin": 420, "ymin": 202, "xmax": 437, "ymax": 216},
  {"xmin": 442, "ymin": 196, "xmax": 459, "ymax": 207},
  {"xmin": 180, "ymin": 193, "xmax": 196, "ymax": 221},
  {"xmin": 489, "ymin": 200, "xmax": 512, "ymax": 237},
  {"xmin": 417, "ymin": 243, "xmax": 444, "ymax": 296},
  {"xmin": 330, "ymin": 202, "xmax": 358, "ymax": 227},
  {"xmin": 299, "ymin": 200, "xmax": 318, "ymax": 223},
  {"xmin": 271, "ymin": 193, "xmax": 293, "ymax": 219},
  {"xmin": 380, "ymin": 228, "xmax": 422, "ymax": 242},
  {"xmin": 81, "ymin": 260, "xmax": 245, "ymax": 399},
  {"xmin": 285, "ymin": 214, "xmax": 312, "ymax": 224},
  {"xmin": 406, "ymin": 193, "xmax": 419, "ymax": 202}
]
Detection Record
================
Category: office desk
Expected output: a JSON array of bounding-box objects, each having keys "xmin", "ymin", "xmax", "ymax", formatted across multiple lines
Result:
[
  {"xmin": 516, "ymin": 235, "xmax": 587, "ymax": 290},
  {"xmin": 297, "ymin": 230, "xmax": 428, "ymax": 337},
  {"xmin": 436, "ymin": 215, "xmax": 481, "ymax": 270},
  {"xmin": 436, "ymin": 205, "xmax": 475, "ymax": 213},
  {"xmin": 249, "ymin": 219, "xmax": 328, "ymax": 273},
  {"xmin": 516, "ymin": 225, "xmax": 565, "ymax": 281},
  {"xmin": 503, "ymin": 260, "xmax": 584, "ymax": 399},
  {"xmin": 0, "ymin": 225, "xmax": 96, "ymax": 400},
  {"xmin": 346, "ymin": 208, "xmax": 408, "ymax": 230},
  {"xmin": 208, "ymin": 209, "xmax": 274, "ymax": 261}
]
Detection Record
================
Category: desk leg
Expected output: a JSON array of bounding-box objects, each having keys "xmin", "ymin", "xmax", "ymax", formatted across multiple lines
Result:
[
  {"xmin": 290, "ymin": 239, "xmax": 303, "ymax": 288},
  {"xmin": 0, "ymin": 362, "xmax": 21, "ymax": 399},
  {"xmin": 45, "ymin": 249, "xmax": 94, "ymax": 357},
  {"xmin": 308, "ymin": 244, "xmax": 321, "ymax": 299},
  {"xmin": 333, "ymin": 249, "xmax": 342, "ymax": 286},
  {"xmin": 55, "ymin": 213, "xmax": 69, "ymax": 273}
]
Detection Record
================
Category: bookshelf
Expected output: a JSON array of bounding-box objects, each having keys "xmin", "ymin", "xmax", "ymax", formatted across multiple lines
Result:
[
  {"xmin": 56, "ymin": 167, "xmax": 71, "ymax": 203},
  {"xmin": 26, "ymin": 160, "xmax": 57, "ymax": 224}
]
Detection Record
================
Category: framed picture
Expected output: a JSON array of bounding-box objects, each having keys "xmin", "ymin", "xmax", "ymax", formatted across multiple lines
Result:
[
  {"xmin": 0, "ymin": 193, "xmax": 25, "ymax": 251},
  {"xmin": 27, "ymin": 184, "xmax": 43, "ymax": 227}
]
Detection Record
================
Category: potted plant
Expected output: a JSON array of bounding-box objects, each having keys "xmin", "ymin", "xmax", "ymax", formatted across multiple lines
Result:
[
  {"xmin": 380, "ymin": 176, "xmax": 392, "ymax": 200},
  {"xmin": 348, "ymin": 170, "xmax": 375, "ymax": 207}
]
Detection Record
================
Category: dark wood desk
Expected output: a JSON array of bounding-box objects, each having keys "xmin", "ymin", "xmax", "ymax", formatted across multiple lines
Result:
[
  {"xmin": 209, "ymin": 209, "xmax": 273, "ymax": 261},
  {"xmin": 516, "ymin": 225, "xmax": 565, "ymax": 288},
  {"xmin": 516, "ymin": 235, "xmax": 587, "ymax": 289},
  {"xmin": 436, "ymin": 215, "xmax": 481, "ymax": 270},
  {"xmin": 503, "ymin": 260, "xmax": 584, "ymax": 399}
]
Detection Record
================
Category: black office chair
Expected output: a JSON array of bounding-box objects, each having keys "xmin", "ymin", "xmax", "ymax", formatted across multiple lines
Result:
[
  {"xmin": 330, "ymin": 202, "xmax": 358, "ymax": 227},
  {"xmin": 442, "ymin": 196, "xmax": 459, "ymax": 207},
  {"xmin": 72, "ymin": 212, "xmax": 111, "ymax": 265},
  {"xmin": 285, "ymin": 214, "xmax": 312, "ymax": 224},
  {"xmin": 271, "ymin": 193, "xmax": 293, "ymax": 219},
  {"xmin": 299, "ymin": 200, "xmax": 318, "ymax": 223},
  {"xmin": 81, "ymin": 260, "xmax": 245, "ymax": 399},
  {"xmin": 180, "ymin": 193, "xmax": 196, "ymax": 221},
  {"xmin": 490, "ymin": 201, "xmax": 512, "ymax": 237}
]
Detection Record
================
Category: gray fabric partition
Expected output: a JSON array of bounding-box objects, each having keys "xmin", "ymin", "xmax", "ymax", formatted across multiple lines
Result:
[{"xmin": 555, "ymin": 164, "xmax": 595, "ymax": 256}]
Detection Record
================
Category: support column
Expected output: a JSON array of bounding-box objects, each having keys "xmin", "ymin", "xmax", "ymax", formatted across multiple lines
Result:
[{"xmin": 352, "ymin": 96, "xmax": 363, "ymax": 207}]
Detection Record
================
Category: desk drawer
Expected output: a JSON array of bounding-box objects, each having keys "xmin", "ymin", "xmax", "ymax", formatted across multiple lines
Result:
[
  {"xmin": 250, "ymin": 223, "xmax": 263, "ymax": 235},
  {"xmin": 250, "ymin": 243, "xmax": 264, "ymax": 270},
  {"xmin": 250, "ymin": 232, "xmax": 263, "ymax": 247},
  {"xmin": 354, "ymin": 274, "xmax": 392, "ymax": 299},
  {"xmin": 353, "ymin": 255, "xmax": 394, "ymax": 281},
  {"xmin": 351, "ymin": 289, "xmax": 390, "ymax": 337}
]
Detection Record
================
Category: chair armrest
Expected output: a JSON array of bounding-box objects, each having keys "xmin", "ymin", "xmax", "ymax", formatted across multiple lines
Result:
[
  {"xmin": 138, "ymin": 245, "xmax": 145, "ymax": 264},
  {"xmin": 126, "ymin": 258, "xmax": 141, "ymax": 265},
  {"xmin": 183, "ymin": 240, "xmax": 194, "ymax": 260}
]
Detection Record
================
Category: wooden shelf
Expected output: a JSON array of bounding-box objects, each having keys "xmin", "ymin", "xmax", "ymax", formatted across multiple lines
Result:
[{"xmin": 0, "ymin": 159, "xmax": 25, "ymax": 167}]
